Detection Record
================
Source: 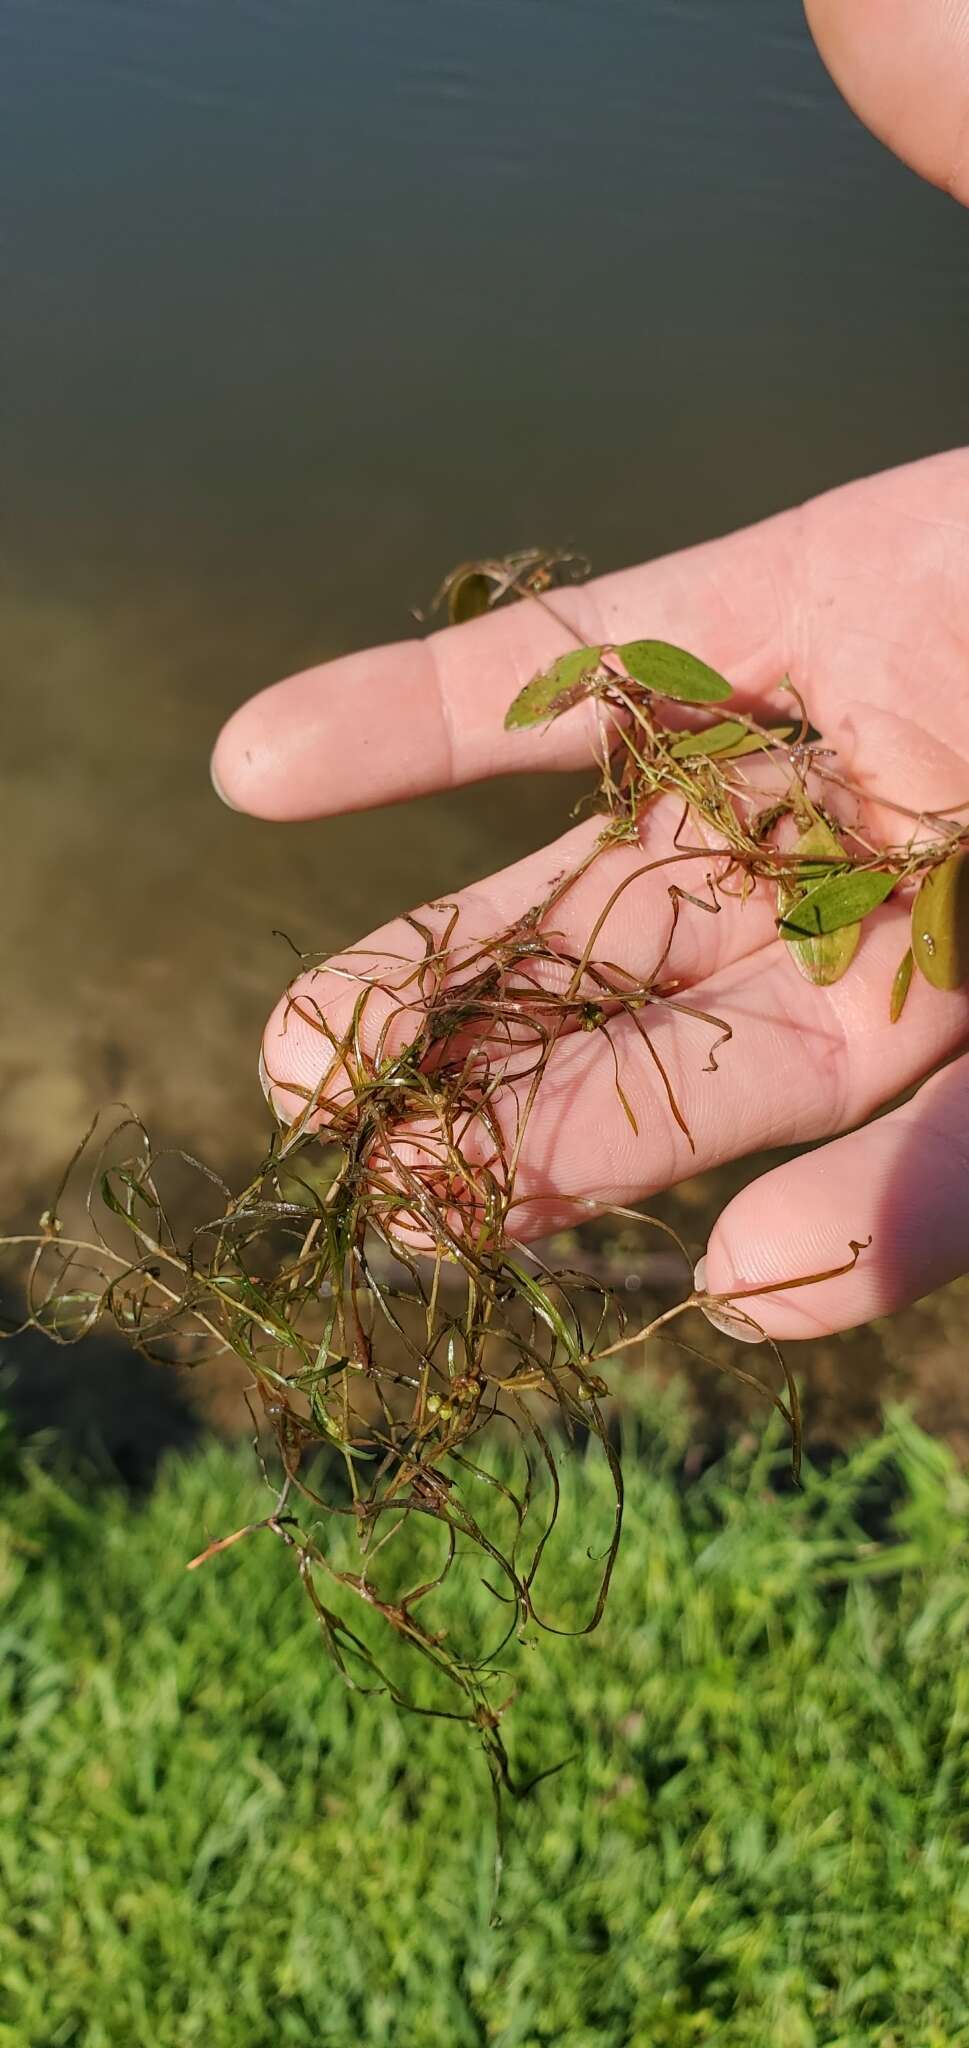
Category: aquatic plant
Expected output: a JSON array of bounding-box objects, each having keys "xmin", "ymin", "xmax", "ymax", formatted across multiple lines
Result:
[{"xmin": 4, "ymin": 547, "xmax": 967, "ymax": 1890}]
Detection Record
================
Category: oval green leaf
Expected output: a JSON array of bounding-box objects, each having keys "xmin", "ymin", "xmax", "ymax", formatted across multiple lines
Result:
[
  {"xmin": 777, "ymin": 813, "xmax": 846, "ymax": 972},
  {"xmin": 780, "ymin": 912, "xmax": 860, "ymax": 987},
  {"xmin": 504, "ymin": 645, "xmax": 603, "ymax": 730},
  {"xmin": 778, "ymin": 818, "xmax": 868, "ymax": 987},
  {"xmin": 783, "ymin": 814, "xmax": 844, "ymax": 863},
  {"xmin": 778, "ymin": 866, "xmax": 895, "ymax": 942},
  {"xmin": 616, "ymin": 640, "xmax": 733, "ymax": 704},
  {"xmin": 911, "ymin": 850, "xmax": 969, "ymax": 990},
  {"xmin": 447, "ymin": 570, "xmax": 492, "ymax": 625}
]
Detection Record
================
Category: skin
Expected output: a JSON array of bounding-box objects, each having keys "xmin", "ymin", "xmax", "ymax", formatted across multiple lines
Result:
[
  {"xmin": 804, "ymin": 0, "xmax": 969, "ymax": 205},
  {"xmin": 212, "ymin": 1, "xmax": 969, "ymax": 1341}
]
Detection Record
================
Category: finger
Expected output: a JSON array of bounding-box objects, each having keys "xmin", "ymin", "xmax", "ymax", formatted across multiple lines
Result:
[
  {"xmin": 701, "ymin": 1047, "xmax": 969, "ymax": 1337},
  {"xmin": 806, "ymin": 0, "xmax": 969, "ymax": 206},
  {"xmin": 394, "ymin": 908, "xmax": 969, "ymax": 1240},
  {"xmin": 212, "ymin": 450, "xmax": 969, "ymax": 822},
  {"xmin": 259, "ymin": 796, "xmax": 782, "ymax": 1121},
  {"xmin": 210, "ymin": 511, "xmax": 799, "ymax": 819},
  {"xmin": 268, "ymin": 886, "xmax": 969, "ymax": 1236}
]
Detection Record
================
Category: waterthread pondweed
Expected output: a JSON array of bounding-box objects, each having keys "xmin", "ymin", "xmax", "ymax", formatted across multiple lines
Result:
[{"xmin": 5, "ymin": 547, "xmax": 968, "ymax": 1896}]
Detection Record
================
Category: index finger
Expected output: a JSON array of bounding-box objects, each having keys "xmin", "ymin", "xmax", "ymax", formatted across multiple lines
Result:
[{"xmin": 210, "ymin": 510, "xmax": 799, "ymax": 820}]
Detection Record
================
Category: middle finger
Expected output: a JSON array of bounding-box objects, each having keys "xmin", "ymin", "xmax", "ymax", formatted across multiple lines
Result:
[{"xmin": 260, "ymin": 793, "xmax": 781, "ymax": 1122}]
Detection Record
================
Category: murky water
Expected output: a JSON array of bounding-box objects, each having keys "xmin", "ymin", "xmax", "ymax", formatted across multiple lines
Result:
[{"xmin": 4, "ymin": 0, "xmax": 969, "ymax": 1213}]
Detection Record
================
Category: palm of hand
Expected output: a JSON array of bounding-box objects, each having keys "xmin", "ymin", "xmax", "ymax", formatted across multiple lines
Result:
[{"xmin": 213, "ymin": 451, "xmax": 969, "ymax": 1336}]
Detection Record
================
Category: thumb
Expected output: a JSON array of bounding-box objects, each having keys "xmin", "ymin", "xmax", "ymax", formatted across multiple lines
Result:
[{"xmin": 805, "ymin": 0, "xmax": 969, "ymax": 204}]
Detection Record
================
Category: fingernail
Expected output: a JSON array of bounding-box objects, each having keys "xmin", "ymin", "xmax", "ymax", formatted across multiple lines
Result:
[
  {"xmin": 693, "ymin": 1253, "xmax": 762, "ymax": 1345},
  {"xmin": 258, "ymin": 1045, "xmax": 272, "ymax": 1102},
  {"xmin": 210, "ymin": 752, "xmax": 241, "ymax": 811}
]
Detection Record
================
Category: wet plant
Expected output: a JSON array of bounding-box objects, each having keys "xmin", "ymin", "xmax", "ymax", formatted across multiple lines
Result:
[{"xmin": 5, "ymin": 548, "xmax": 969, "ymax": 1890}]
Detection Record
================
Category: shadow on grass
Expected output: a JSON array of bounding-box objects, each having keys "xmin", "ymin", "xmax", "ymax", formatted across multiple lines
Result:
[{"xmin": 0, "ymin": 1320, "xmax": 201, "ymax": 1490}]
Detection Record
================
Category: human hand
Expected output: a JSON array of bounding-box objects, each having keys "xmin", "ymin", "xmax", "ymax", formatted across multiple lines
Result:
[
  {"xmin": 805, "ymin": 0, "xmax": 969, "ymax": 208},
  {"xmin": 211, "ymin": 0, "xmax": 969, "ymax": 1343},
  {"xmin": 211, "ymin": 450, "xmax": 969, "ymax": 1339}
]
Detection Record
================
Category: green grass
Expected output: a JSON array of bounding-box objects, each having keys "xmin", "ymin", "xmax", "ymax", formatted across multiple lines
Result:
[{"xmin": 2, "ymin": 1399, "xmax": 969, "ymax": 2048}]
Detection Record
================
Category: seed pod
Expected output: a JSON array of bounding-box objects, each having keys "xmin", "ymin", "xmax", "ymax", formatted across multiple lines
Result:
[{"xmin": 911, "ymin": 850, "xmax": 969, "ymax": 990}]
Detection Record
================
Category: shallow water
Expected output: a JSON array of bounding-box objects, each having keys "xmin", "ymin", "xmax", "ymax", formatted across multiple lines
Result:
[{"xmin": 3, "ymin": 0, "xmax": 969, "ymax": 1211}]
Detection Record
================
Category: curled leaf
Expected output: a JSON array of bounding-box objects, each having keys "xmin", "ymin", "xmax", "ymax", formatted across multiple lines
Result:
[
  {"xmin": 889, "ymin": 946, "xmax": 914, "ymax": 1024},
  {"xmin": 616, "ymin": 640, "xmax": 733, "ymax": 704},
  {"xmin": 669, "ymin": 720, "xmax": 794, "ymax": 761},
  {"xmin": 448, "ymin": 570, "xmax": 493, "ymax": 625},
  {"xmin": 504, "ymin": 645, "xmax": 603, "ymax": 730},
  {"xmin": 911, "ymin": 850, "xmax": 969, "ymax": 990}
]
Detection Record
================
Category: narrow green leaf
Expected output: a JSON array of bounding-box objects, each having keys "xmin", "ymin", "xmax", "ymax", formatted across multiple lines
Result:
[
  {"xmin": 669, "ymin": 720, "xmax": 794, "ymax": 761},
  {"xmin": 504, "ymin": 646, "xmax": 602, "ymax": 730},
  {"xmin": 506, "ymin": 1262, "xmax": 582, "ymax": 1364},
  {"xmin": 779, "ymin": 908, "xmax": 859, "ymax": 986},
  {"xmin": 911, "ymin": 851, "xmax": 969, "ymax": 991},
  {"xmin": 616, "ymin": 640, "xmax": 733, "ymax": 704},
  {"xmin": 890, "ymin": 947, "xmax": 914, "ymax": 1024}
]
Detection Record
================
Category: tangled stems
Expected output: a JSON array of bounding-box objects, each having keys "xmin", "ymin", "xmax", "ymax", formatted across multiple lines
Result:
[{"xmin": 4, "ymin": 548, "xmax": 968, "ymax": 1879}]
